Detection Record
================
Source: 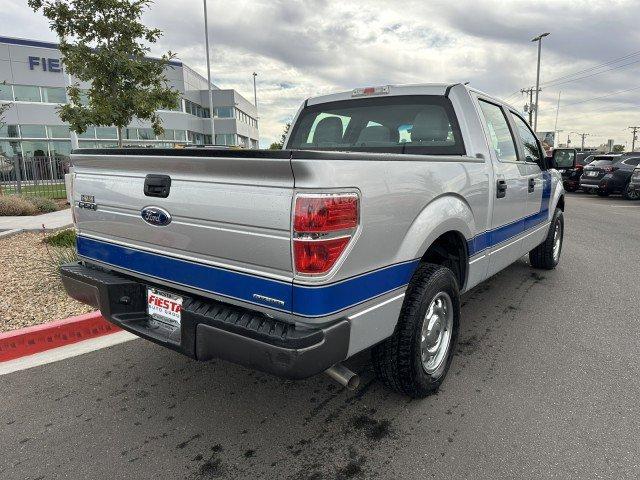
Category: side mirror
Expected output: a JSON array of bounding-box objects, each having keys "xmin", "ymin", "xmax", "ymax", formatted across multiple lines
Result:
[{"xmin": 551, "ymin": 148, "xmax": 577, "ymax": 170}]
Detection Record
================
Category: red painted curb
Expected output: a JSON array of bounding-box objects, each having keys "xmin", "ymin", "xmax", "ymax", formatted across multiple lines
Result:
[{"xmin": 0, "ymin": 311, "xmax": 122, "ymax": 362}]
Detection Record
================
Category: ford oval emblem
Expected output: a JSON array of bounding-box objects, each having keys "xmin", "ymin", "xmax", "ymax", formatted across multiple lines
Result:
[{"xmin": 141, "ymin": 206, "xmax": 172, "ymax": 227}]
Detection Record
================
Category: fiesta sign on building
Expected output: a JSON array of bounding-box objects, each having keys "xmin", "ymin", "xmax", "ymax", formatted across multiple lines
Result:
[{"xmin": 28, "ymin": 56, "xmax": 62, "ymax": 72}]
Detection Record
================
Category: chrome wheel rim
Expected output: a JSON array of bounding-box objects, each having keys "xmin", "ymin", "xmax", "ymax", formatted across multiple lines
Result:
[
  {"xmin": 553, "ymin": 221, "xmax": 562, "ymax": 262},
  {"xmin": 421, "ymin": 292, "xmax": 453, "ymax": 375}
]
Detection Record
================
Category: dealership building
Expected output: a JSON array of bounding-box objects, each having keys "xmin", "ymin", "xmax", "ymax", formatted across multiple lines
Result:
[{"xmin": 0, "ymin": 36, "xmax": 259, "ymax": 158}]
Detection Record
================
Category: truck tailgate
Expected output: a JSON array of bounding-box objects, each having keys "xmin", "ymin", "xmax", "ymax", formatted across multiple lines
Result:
[{"xmin": 72, "ymin": 150, "xmax": 295, "ymax": 285}]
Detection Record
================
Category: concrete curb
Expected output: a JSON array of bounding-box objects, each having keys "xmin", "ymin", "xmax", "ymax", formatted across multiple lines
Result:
[
  {"xmin": 0, "ymin": 223, "xmax": 74, "ymax": 239},
  {"xmin": 0, "ymin": 311, "xmax": 121, "ymax": 362}
]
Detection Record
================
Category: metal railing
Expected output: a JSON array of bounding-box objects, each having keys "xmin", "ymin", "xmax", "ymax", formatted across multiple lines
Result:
[{"xmin": 0, "ymin": 155, "xmax": 70, "ymax": 199}]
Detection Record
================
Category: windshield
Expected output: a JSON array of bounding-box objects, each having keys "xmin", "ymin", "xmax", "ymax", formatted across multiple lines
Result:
[{"xmin": 286, "ymin": 95, "xmax": 466, "ymax": 155}]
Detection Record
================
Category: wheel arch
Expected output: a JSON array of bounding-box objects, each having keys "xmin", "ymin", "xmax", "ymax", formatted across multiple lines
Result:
[{"xmin": 396, "ymin": 194, "xmax": 476, "ymax": 290}]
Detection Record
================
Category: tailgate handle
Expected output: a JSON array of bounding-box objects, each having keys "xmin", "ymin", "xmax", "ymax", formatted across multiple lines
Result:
[{"xmin": 144, "ymin": 174, "xmax": 171, "ymax": 198}]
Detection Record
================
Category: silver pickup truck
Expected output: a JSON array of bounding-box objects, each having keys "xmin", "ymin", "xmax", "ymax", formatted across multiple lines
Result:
[{"xmin": 61, "ymin": 83, "xmax": 565, "ymax": 398}]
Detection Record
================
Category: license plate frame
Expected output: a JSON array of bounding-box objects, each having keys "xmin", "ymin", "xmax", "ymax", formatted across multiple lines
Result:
[{"xmin": 147, "ymin": 288, "xmax": 182, "ymax": 329}]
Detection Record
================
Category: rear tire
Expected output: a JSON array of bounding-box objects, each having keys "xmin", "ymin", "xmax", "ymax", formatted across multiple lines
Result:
[
  {"xmin": 623, "ymin": 183, "xmax": 640, "ymax": 200},
  {"xmin": 529, "ymin": 208, "xmax": 563, "ymax": 270},
  {"xmin": 372, "ymin": 263, "xmax": 460, "ymax": 398}
]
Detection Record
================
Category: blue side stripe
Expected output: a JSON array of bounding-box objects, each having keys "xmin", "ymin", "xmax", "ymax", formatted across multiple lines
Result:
[
  {"xmin": 76, "ymin": 236, "xmax": 418, "ymax": 318},
  {"xmin": 77, "ymin": 236, "xmax": 293, "ymax": 311},
  {"xmin": 468, "ymin": 172, "xmax": 552, "ymax": 256},
  {"xmin": 293, "ymin": 260, "xmax": 420, "ymax": 317}
]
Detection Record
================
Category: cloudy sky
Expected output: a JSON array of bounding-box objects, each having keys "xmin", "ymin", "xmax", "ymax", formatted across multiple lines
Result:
[{"xmin": 3, "ymin": 0, "xmax": 640, "ymax": 148}]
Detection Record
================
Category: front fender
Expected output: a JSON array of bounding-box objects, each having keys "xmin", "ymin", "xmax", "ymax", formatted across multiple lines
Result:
[
  {"xmin": 549, "ymin": 170, "xmax": 565, "ymax": 213},
  {"xmin": 395, "ymin": 194, "xmax": 477, "ymax": 262}
]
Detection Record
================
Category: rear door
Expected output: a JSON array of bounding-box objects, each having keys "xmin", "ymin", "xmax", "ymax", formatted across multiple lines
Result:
[
  {"xmin": 509, "ymin": 112, "xmax": 551, "ymax": 253},
  {"xmin": 475, "ymin": 98, "xmax": 528, "ymax": 277}
]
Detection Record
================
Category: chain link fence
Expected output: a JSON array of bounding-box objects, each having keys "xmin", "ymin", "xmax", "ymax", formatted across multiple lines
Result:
[{"xmin": 0, "ymin": 155, "xmax": 69, "ymax": 199}]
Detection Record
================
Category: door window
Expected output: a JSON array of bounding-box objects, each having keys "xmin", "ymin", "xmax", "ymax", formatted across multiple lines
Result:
[
  {"xmin": 511, "ymin": 114, "xmax": 543, "ymax": 163},
  {"xmin": 478, "ymin": 100, "xmax": 518, "ymax": 162}
]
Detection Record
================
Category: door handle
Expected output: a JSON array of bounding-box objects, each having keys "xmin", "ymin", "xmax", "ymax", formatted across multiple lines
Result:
[
  {"xmin": 496, "ymin": 179, "xmax": 507, "ymax": 199},
  {"xmin": 528, "ymin": 178, "xmax": 535, "ymax": 193}
]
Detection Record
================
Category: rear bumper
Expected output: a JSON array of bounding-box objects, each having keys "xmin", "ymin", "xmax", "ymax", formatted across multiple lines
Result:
[{"xmin": 60, "ymin": 262, "xmax": 350, "ymax": 379}]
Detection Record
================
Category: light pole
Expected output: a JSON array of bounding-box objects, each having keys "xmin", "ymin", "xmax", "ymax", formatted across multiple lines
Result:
[
  {"xmin": 203, "ymin": 0, "xmax": 215, "ymax": 144},
  {"xmin": 531, "ymin": 32, "xmax": 550, "ymax": 133},
  {"xmin": 252, "ymin": 72, "xmax": 258, "ymax": 108}
]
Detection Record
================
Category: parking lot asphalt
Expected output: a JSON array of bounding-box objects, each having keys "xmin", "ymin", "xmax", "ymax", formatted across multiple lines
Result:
[{"xmin": 2, "ymin": 193, "xmax": 639, "ymax": 480}]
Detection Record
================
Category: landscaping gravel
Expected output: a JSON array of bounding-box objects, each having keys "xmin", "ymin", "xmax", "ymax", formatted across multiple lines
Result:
[{"xmin": 0, "ymin": 231, "xmax": 92, "ymax": 332}]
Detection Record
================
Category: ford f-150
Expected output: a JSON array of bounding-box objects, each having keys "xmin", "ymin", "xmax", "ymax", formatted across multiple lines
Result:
[{"xmin": 61, "ymin": 83, "xmax": 565, "ymax": 398}]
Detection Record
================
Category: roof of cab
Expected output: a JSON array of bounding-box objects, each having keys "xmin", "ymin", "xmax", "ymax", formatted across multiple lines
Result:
[{"xmin": 305, "ymin": 82, "xmax": 518, "ymax": 112}]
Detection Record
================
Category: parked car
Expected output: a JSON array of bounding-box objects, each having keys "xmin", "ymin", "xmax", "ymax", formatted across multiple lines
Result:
[
  {"xmin": 580, "ymin": 155, "xmax": 640, "ymax": 199},
  {"xmin": 60, "ymin": 83, "xmax": 565, "ymax": 398},
  {"xmin": 629, "ymin": 166, "xmax": 640, "ymax": 198},
  {"xmin": 554, "ymin": 148, "xmax": 584, "ymax": 192}
]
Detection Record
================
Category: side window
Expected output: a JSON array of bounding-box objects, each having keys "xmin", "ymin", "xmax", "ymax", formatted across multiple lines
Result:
[
  {"xmin": 511, "ymin": 113, "xmax": 543, "ymax": 163},
  {"xmin": 624, "ymin": 158, "xmax": 640, "ymax": 166},
  {"xmin": 478, "ymin": 100, "xmax": 518, "ymax": 162}
]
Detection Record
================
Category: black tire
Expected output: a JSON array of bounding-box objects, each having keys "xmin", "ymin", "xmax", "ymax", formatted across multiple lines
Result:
[
  {"xmin": 529, "ymin": 208, "xmax": 564, "ymax": 270},
  {"xmin": 623, "ymin": 183, "xmax": 640, "ymax": 200},
  {"xmin": 597, "ymin": 189, "xmax": 609, "ymax": 197},
  {"xmin": 372, "ymin": 263, "xmax": 460, "ymax": 398}
]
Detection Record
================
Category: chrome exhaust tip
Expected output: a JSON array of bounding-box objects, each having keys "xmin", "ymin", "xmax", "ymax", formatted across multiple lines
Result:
[{"xmin": 324, "ymin": 363, "xmax": 360, "ymax": 390}]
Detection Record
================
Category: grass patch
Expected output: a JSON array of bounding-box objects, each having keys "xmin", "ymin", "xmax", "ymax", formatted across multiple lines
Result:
[
  {"xmin": 1, "ymin": 184, "xmax": 67, "ymax": 199},
  {"xmin": 43, "ymin": 228, "xmax": 76, "ymax": 248},
  {"xmin": 0, "ymin": 195, "xmax": 60, "ymax": 216}
]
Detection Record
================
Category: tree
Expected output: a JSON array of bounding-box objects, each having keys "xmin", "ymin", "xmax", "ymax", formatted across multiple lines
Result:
[
  {"xmin": 28, "ymin": 0, "xmax": 180, "ymax": 147},
  {"xmin": 269, "ymin": 123, "xmax": 291, "ymax": 150},
  {"xmin": 612, "ymin": 144, "xmax": 625, "ymax": 153}
]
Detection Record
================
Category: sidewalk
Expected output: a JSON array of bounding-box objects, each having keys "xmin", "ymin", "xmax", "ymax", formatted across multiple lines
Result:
[{"xmin": 0, "ymin": 208, "xmax": 72, "ymax": 237}]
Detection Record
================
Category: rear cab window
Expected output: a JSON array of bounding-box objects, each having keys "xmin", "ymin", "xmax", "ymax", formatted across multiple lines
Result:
[{"xmin": 286, "ymin": 95, "xmax": 466, "ymax": 155}]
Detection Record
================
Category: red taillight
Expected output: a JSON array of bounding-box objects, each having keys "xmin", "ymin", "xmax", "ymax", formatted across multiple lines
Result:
[
  {"xmin": 293, "ymin": 237, "xmax": 351, "ymax": 274},
  {"xmin": 293, "ymin": 193, "xmax": 359, "ymax": 275},
  {"xmin": 294, "ymin": 195, "xmax": 358, "ymax": 233}
]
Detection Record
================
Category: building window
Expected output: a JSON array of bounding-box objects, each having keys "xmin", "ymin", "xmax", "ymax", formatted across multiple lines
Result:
[
  {"xmin": 175, "ymin": 130, "xmax": 186, "ymax": 142},
  {"xmin": 215, "ymin": 107, "xmax": 234, "ymax": 118},
  {"xmin": 95, "ymin": 126, "xmax": 118, "ymax": 139},
  {"xmin": 41, "ymin": 86, "xmax": 67, "ymax": 104},
  {"xmin": 0, "ymin": 124, "xmax": 20, "ymax": 138},
  {"xmin": 124, "ymin": 128, "xmax": 137, "ymax": 140},
  {"xmin": 0, "ymin": 83, "xmax": 12, "ymax": 101},
  {"xmin": 50, "ymin": 140, "xmax": 72, "ymax": 157},
  {"xmin": 215, "ymin": 133, "xmax": 236, "ymax": 146},
  {"xmin": 157, "ymin": 129, "xmax": 175, "ymax": 141},
  {"xmin": 47, "ymin": 125, "xmax": 71, "ymax": 138},
  {"xmin": 20, "ymin": 124, "xmax": 47, "ymax": 138},
  {"xmin": 78, "ymin": 126, "xmax": 96, "ymax": 139},
  {"xmin": 0, "ymin": 140, "xmax": 21, "ymax": 156},
  {"xmin": 13, "ymin": 85, "xmax": 41, "ymax": 102},
  {"xmin": 22, "ymin": 140, "xmax": 49, "ymax": 157},
  {"xmin": 137, "ymin": 128, "xmax": 155, "ymax": 140}
]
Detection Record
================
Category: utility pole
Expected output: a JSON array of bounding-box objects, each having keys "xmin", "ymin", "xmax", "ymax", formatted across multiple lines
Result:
[
  {"xmin": 203, "ymin": 0, "xmax": 215, "ymax": 144},
  {"xmin": 629, "ymin": 126, "xmax": 639, "ymax": 152},
  {"xmin": 577, "ymin": 133, "xmax": 589, "ymax": 151},
  {"xmin": 553, "ymin": 90, "xmax": 561, "ymax": 132},
  {"xmin": 531, "ymin": 32, "xmax": 550, "ymax": 132},
  {"xmin": 521, "ymin": 87, "xmax": 541, "ymax": 126}
]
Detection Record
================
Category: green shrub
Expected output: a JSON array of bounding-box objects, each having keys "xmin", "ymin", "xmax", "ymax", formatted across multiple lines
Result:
[
  {"xmin": 0, "ymin": 195, "xmax": 39, "ymax": 216},
  {"xmin": 43, "ymin": 229, "xmax": 77, "ymax": 248},
  {"xmin": 25, "ymin": 196, "xmax": 58, "ymax": 213}
]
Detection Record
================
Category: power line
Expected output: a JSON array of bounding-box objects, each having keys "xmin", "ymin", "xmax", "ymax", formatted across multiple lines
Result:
[
  {"xmin": 559, "ymin": 85, "xmax": 640, "ymax": 108},
  {"xmin": 541, "ymin": 58, "xmax": 640, "ymax": 88},
  {"xmin": 541, "ymin": 49, "xmax": 640, "ymax": 86}
]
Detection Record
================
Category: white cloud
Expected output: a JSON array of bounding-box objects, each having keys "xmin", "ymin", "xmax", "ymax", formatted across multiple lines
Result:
[{"xmin": 3, "ymin": 0, "xmax": 640, "ymax": 148}]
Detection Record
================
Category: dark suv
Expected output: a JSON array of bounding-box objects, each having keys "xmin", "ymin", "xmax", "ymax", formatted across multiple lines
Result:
[
  {"xmin": 553, "ymin": 148, "xmax": 594, "ymax": 191},
  {"xmin": 579, "ymin": 155, "xmax": 640, "ymax": 199},
  {"xmin": 629, "ymin": 166, "xmax": 640, "ymax": 197}
]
